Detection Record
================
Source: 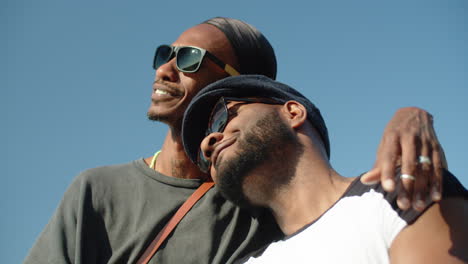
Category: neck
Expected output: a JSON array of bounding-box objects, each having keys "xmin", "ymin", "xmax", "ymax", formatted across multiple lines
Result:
[
  {"xmin": 267, "ymin": 149, "xmax": 354, "ymax": 236},
  {"xmin": 145, "ymin": 129, "xmax": 209, "ymax": 180}
]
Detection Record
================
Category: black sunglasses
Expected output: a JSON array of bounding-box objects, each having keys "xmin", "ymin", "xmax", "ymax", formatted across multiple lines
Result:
[
  {"xmin": 197, "ymin": 96, "xmax": 283, "ymax": 173},
  {"xmin": 153, "ymin": 45, "xmax": 240, "ymax": 76}
]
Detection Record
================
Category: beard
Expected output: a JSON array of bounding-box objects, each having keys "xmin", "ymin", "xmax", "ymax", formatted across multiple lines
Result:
[
  {"xmin": 215, "ymin": 111, "xmax": 303, "ymax": 210},
  {"xmin": 147, "ymin": 111, "xmax": 167, "ymax": 122}
]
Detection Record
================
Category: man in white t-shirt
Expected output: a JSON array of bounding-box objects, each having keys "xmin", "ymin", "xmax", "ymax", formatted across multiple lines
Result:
[{"xmin": 182, "ymin": 75, "xmax": 468, "ymax": 263}]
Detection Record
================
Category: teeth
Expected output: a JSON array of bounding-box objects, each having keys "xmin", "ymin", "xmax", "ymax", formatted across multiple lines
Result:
[{"xmin": 155, "ymin": 89, "xmax": 169, "ymax": 95}]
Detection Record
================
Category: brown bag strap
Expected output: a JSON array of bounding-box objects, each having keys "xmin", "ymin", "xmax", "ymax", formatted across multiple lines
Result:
[{"xmin": 136, "ymin": 181, "xmax": 215, "ymax": 264}]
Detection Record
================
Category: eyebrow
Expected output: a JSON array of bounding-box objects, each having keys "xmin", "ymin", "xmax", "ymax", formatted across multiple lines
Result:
[{"xmin": 226, "ymin": 102, "xmax": 245, "ymax": 120}]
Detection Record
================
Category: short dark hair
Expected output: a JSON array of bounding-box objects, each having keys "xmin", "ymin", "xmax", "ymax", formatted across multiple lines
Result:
[{"xmin": 202, "ymin": 17, "xmax": 277, "ymax": 80}]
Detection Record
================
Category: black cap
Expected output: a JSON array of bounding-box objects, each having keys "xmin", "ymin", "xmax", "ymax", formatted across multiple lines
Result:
[{"xmin": 182, "ymin": 75, "xmax": 330, "ymax": 166}]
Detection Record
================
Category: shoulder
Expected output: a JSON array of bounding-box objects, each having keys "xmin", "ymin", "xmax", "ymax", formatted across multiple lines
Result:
[
  {"xmin": 389, "ymin": 197, "xmax": 468, "ymax": 263},
  {"xmin": 72, "ymin": 159, "xmax": 145, "ymax": 186},
  {"xmin": 62, "ymin": 160, "xmax": 145, "ymax": 204},
  {"xmin": 79, "ymin": 159, "xmax": 142, "ymax": 178},
  {"xmin": 341, "ymin": 177, "xmax": 412, "ymax": 223},
  {"xmin": 346, "ymin": 169, "xmax": 467, "ymax": 224},
  {"xmin": 389, "ymin": 170, "xmax": 468, "ymax": 263}
]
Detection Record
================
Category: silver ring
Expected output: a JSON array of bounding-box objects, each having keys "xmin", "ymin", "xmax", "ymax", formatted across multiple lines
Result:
[
  {"xmin": 418, "ymin": 156, "xmax": 432, "ymax": 165},
  {"xmin": 400, "ymin": 174, "xmax": 416, "ymax": 181}
]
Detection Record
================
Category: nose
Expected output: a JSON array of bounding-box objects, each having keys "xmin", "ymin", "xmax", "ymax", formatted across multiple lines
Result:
[
  {"xmin": 155, "ymin": 58, "xmax": 179, "ymax": 82},
  {"xmin": 200, "ymin": 132, "xmax": 224, "ymax": 163}
]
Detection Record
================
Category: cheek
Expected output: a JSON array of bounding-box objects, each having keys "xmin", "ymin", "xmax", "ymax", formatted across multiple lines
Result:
[
  {"xmin": 193, "ymin": 67, "xmax": 227, "ymax": 89},
  {"xmin": 180, "ymin": 75, "xmax": 206, "ymax": 97},
  {"xmin": 178, "ymin": 81, "xmax": 202, "ymax": 107},
  {"xmin": 209, "ymin": 167, "xmax": 218, "ymax": 183}
]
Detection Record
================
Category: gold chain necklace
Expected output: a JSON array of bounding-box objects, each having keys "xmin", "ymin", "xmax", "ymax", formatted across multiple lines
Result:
[{"xmin": 149, "ymin": 150, "xmax": 161, "ymax": 169}]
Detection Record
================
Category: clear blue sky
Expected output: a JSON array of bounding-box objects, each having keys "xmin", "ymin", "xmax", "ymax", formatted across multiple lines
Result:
[{"xmin": 3, "ymin": 0, "xmax": 467, "ymax": 263}]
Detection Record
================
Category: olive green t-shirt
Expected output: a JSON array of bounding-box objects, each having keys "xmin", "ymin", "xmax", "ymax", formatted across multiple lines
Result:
[{"xmin": 24, "ymin": 159, "xmax": 282, "ymax": 264}]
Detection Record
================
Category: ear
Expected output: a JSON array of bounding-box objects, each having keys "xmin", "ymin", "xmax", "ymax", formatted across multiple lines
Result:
[{"xmin": 281, "ymin": 101, "xmax": 307, "ymax": 129}]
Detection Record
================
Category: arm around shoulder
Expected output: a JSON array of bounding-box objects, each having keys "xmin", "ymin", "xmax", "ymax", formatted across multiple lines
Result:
[{"xmin": 389, "ymin": 197, "xmax": 468, "ymax": 264}]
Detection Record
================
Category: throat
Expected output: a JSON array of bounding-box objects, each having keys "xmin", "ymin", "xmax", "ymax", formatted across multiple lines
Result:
[
  {"xmin": 152, "ymin": 152, "xmax": 208, "ymax": 180},
  {"xmin": 269, "ymin": 174, "xmax": 355, "ymax": 236},
  {"xmin": 169, "ymin": 158, "xmax": 205, "ymax": 179},
  {"xmin": 148, "ymin": 132, "xmax": 209, "ymax": 180}
]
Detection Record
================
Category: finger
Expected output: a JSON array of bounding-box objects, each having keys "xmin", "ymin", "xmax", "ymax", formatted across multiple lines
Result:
[
  {"xmin": 397, "ymin": 174, "xmax": 414, "ymax": 210},
  {"xmin": 430, "ymin": 145, "xmax": 444, "ymax": 201},
  {"xmin": 412, "ymin": 144, "xmax": 431, "ymax": 211},
  {"xmin": 361, "ymin": 167, "xmax": 381, "ymax": 185},
  {"xmin": 378, "ymin": 135, "xmax": 400, "ymax": 192},
  {"xmin": 439, "ymin": 145, "xmax": 448, "ymax": 169},
  {"xmin": 425, "ymin": 117, "xmax": 444, "ymax": 201},
  {"xmin": 399, "ymin": 135, "xmax": 419, "ymax": 209}
]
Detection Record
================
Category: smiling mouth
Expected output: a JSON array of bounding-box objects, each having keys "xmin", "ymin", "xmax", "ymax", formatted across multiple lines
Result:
[
  {"xmin": 211, "ymin": 137, "xmax": 237, "ymax": 169},
  {"xmin": 154, "ymin": 87, "xmax": 183, "ymax": 97},
  {"xmin": 152, "ymin": 81, "xmax": 183, "ymax": 98},
  {"xmin": 155, "ymin": 89, "xmax": 169, "ymax": 95}
]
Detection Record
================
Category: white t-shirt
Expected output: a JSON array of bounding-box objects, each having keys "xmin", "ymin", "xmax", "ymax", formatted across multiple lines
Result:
[{"xmin": 243, "ymin": 178, "xmax": 424, "ymax": 264}]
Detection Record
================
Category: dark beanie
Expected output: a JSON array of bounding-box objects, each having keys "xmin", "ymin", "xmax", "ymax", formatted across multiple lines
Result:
[
  {"xmin": 182, "ymin": 75, "xmax": 330, "ymax": 166},
  {"xmin": 202, "ymin": 17, "xmax": 277, "ymax": 80}
]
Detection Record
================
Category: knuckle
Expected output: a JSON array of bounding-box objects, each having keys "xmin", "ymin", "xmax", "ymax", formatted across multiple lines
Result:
[
  {"xmin": 421, "ymin": 164, "xmax": 432, "ymax": 172},
  {"xmin": 400, "ymin": 179, "xmax": 414, "ymax": 190},
  {"xmin": 383, "ymin": 132, "xmax": 399, "ymax": 142},
  {"xmin": 431, "ymin": 142, "xmax": 441, "ymax": 151},
  {"xmin": 433, "ymin": 163, "xmax": 444, "ymax": 171},
  {"xmin": 403, "ymin": 160, "xmax": 417, "ymax": 171},
  {"xmin": 421, "ymin": 138, "xmax": 431, "ymax": 147},
  {"xmin": 382, "ymin": 152, "xmax": 398, "ymax": 163}
]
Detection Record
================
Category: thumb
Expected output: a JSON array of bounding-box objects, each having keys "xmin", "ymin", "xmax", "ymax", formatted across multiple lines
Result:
[{"xmin": 361, "ymin": 167, "xmax": 381, "ymax": 185}]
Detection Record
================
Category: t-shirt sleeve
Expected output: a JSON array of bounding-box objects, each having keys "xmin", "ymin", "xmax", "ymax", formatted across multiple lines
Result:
[
  {"xmin": 379, "ymin": 168, "xmax": 467, "ymax": 225},
  {"xmin": 23, "ymin": 170, "xmax": 99, "ymax": 264}
]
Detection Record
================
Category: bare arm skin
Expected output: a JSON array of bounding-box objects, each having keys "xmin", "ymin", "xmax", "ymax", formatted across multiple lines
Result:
[
  {"xmin": 361, "ymin": 107, "xmax": 448, "ymax": 210},
  {"xmin": 389, "ymin": 197, "xmax": 468, "ymax": 264}
]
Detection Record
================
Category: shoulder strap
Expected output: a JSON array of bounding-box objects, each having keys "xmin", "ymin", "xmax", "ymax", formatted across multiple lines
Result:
[{"xmin": 136, "ymin": 181, "xmax": 215, "ymax": 264}]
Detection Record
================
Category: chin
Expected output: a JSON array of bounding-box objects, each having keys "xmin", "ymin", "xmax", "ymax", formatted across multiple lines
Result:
[
  {"xmin": 147, "ymin": 110, "xmax": 168, "ymax": 122},
  {"xmin": 147, "ymin": 108, "xmax": 159, "ymax": 120},
  {"xmin": 147, "ymin": 104, "xmax": 178, "ymax": 122}
]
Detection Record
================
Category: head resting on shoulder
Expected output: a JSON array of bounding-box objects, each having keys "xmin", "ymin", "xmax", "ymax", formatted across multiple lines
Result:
[{"xmin": 182, "ymin": 74, "xmax": 330, "ymax": 167}]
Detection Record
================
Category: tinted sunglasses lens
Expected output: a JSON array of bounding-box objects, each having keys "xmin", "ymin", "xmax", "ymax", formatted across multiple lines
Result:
[
  {"xmin": 197, "ymin": 98, "xmax": 228, "ymax": 172},
  {"xmin": 153, "ymin": 45, "xmax": 173, "ymax": 70},
  {"xmin": 209, "ymin": 102, "xmax": 228, "ymax": 134},
  {"xmin": 177, "ymin": 47, "xmax": 203, "ymax": 72}
]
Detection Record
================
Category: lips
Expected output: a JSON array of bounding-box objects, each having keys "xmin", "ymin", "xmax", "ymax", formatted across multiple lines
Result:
[
  {"xmin": 211, "ymin": 137, "xmax": 237, "ymax": 169},
  {"xmin": 155, "ymin": 89, "xmax": 170, "ymax": 95},
  {"xmin": 152, "ymin": 82, "xmax": 183, "ymax": 98}
]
